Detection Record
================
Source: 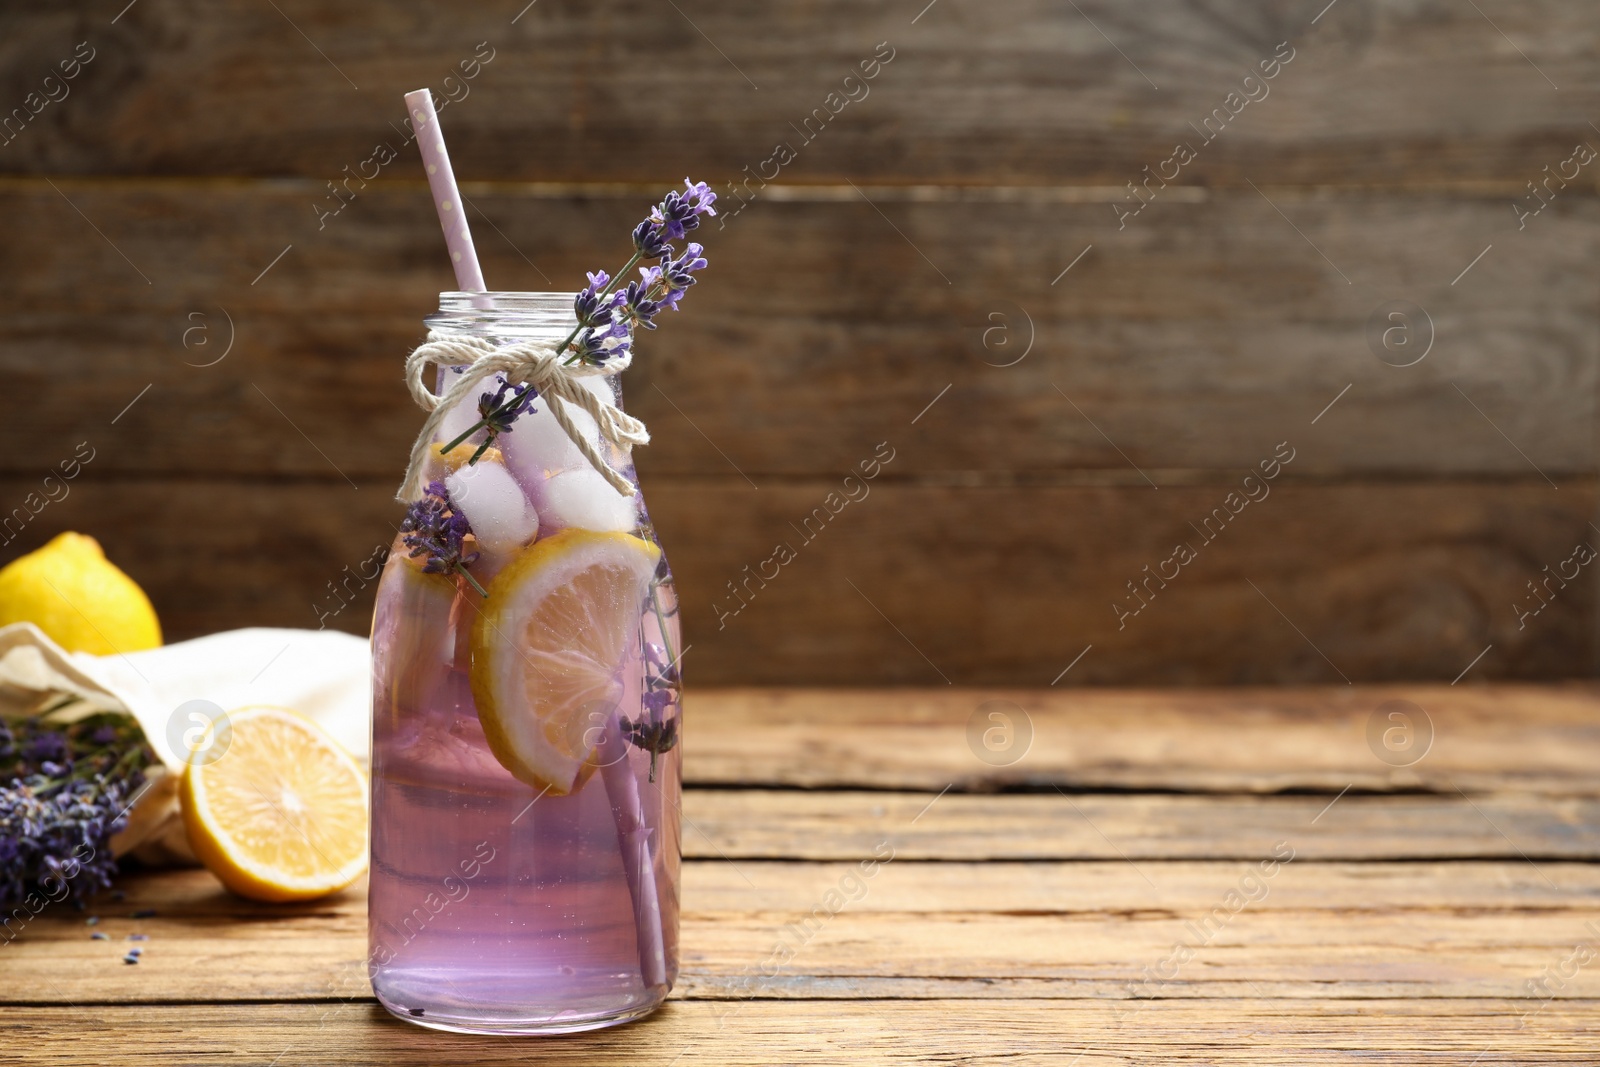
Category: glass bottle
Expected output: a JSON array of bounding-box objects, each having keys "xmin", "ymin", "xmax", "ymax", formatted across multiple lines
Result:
[{"xmin": 367, "ymin": 292, "xmax": 682, "ymax": 1034}]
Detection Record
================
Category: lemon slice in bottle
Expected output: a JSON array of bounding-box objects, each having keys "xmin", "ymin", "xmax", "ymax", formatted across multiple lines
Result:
[
  {"xmin": 468, "ymin": 528, "xmax": 661, "ymax": 794},
  {"xmin": 180, "ymin": 706, "xmax": 368, "ymax": 903}
]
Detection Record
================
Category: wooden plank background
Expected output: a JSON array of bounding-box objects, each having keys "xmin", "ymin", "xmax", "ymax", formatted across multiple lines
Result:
[
  {"xmin": 5, "ymin": 686, "xmax": 1600, "ymax": 1062},
  {"xmin": 0, "ymin": 1, "xmax": 1596, "ymax": 683}
]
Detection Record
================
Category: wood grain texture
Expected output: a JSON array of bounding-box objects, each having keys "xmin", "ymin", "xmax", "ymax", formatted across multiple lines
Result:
[
  {"xmin": 0, "ymin": 1, "xmax": 1595, "ymax": 185},
  {"xmin": 8, "ymin": 862, "xmax": 1600, "ymax": 1006},
  {"xmin": 657, "ymin": 480, "xmax": 1599, "ymax": 686},
  {"xmin": 0, "ymin": 478, "xmax": 1591, "ymax": 684},
  {"xmin": 5, "ymin": 685, "xmax": 1599, "ymax": 1061},
  {"xmin": 6, "ymin": 1000, "xmax": 1599, "ymax": 1065},
  {"xmin": 682, "ymin": 685, "xmax": 1600, "ymax": 794},
  {"xmin": 1, "ymin": 182, "xmax": 1594, "ymax": 479},
  {"xmin": 682, "ymin": 790, "xmax": 1600, "ymax": 860},
  {"xmin": 0, "ymin": 3, "xmax": 1597, "ymax": 689}
]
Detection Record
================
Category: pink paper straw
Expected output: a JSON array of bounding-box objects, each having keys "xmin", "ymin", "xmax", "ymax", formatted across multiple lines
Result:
[
  {"xmin": 406, "ymin": 85, "xmax": 666, "ymax": 990},
  {"xmin": 599, "ymin": 718, "xmax": 669, "ymax": 989},
  {"xmin": 405, "ymin": 88, "xmax": 486, "ymax": 292}
]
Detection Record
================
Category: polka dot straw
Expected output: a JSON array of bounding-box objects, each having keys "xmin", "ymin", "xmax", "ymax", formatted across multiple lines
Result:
[{"xmin": 404, "ymin": 88, "xmax": 487, "ymax": 292}]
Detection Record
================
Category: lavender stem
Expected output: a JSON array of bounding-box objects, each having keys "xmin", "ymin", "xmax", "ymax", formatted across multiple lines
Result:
[{"xmin": 437, "ymin": 249, "xmax": 651, "ymax": 457}]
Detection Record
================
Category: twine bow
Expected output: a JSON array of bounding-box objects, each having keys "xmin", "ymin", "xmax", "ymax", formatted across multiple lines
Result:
[{"xmin": 398, "ymin": 332, "xmax": 649, "ymax": 503}]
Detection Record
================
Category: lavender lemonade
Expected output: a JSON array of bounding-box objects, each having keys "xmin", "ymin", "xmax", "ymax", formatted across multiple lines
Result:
[
  {"xmin": 367, "ymin": 153, "xmax": 712, "ymax": 1032},
  {"xmin": 367, "ymin": 516, "xmax": 683, "ymax": 1033}
]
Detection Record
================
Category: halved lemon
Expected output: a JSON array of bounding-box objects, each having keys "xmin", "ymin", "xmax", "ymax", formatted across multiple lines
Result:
[
  {"xmin": 180, "ymin": 706, "xmax": 368, "ymax": 903},
  {"xmin": 469, "ymin": 528, "xmax": 661, "ymax": 794}
]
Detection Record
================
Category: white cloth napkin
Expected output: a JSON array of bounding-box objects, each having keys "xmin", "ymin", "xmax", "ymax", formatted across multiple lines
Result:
[{"xmin": 0, "ymin": 623, "xmax": 370, "ymax": 864}]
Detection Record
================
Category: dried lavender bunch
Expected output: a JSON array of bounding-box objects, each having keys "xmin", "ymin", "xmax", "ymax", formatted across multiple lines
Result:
[
  {"xmin": 441, "ymin": 179, "xmax": 716, "ymax": 458},
  {"xmin": 0, "ymin": 710, "xmax": 153, "ymax": 907},
  {"xmin": 399, "ymin": 480, "xmax": 486, "ymax": 596}
]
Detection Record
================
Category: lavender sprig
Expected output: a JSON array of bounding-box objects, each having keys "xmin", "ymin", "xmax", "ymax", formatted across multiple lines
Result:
[
  {"xmin": 650, "ymin": 181, "xmax": 716, "ymax": 241},
  {"xmin": 621, "ymin": 713, "xmax": 678, "ymax": 785},
  {"xmin": 439, "ymin": 179, "xmax": 716, "ymax": 459},
  {"xmin": 0, "ymin": 712, "xmax": 153, "ymax": 907},
  {"xmin": 463, "ymin": 376, "xmax": 540, "ymax": 464},
  {"xmin": 622, "ymin": 583, "xmax": 683, "ymax": 782},
  {"xmin": 632, "ymin": 242, "xmax": 707, "ymax": 323},
  {"xmin": 400, "ymin": 481, "xmax": 487, "ymax": 597}
]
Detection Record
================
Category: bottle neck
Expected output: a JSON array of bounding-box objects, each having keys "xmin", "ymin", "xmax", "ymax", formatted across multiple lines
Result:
[
  {"xmin": 425, "ymin": 291, "xmax": 580, "ymax": 342},
  {"xmin": 425, "ymin": 292, "xmax": 624, "ymax": 410}
]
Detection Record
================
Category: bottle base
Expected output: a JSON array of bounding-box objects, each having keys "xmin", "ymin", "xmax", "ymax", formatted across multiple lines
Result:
[{"xmin": 375, "ymin": 992, "xmax": 668, "ymax": 1036}]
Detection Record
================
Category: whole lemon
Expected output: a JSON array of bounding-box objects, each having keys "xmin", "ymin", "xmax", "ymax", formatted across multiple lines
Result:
[{"xmin": 0, "ymin": 533, "xmax": 161, "ymax": 654}]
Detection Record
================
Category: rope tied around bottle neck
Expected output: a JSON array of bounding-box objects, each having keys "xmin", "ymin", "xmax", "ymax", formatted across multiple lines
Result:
[{"xmin": 397, "ymin": 332, "xmax": 649, "ymax": 503}]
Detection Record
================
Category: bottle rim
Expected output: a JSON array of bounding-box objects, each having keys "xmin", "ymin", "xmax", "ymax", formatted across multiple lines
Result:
[{"xmin": 426, "ymin": 291, "xmax": 580, "ymax": 337}]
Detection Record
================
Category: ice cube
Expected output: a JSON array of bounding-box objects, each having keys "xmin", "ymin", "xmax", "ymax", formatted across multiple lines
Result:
[
  {"xmin": 577, "ymin": 373, "xmax": 616, "ymax": 409},
  {"xmin": 539, "ymin": 465, "xmax": 638, "ymax": 533},
  {"xmin": 433, "ymin": 375, "xmax": 488, "ymax": 451},
  {"xmin": 498, "ymin": 396, "xmax": 601, "ymax": 480},
  {"xmin": 446, "ymin": 460, "xmax": 540, "ymax": 556},
  {"xmin": 575, "ymin": 376, "xmax": 632, "ymax": 462}
]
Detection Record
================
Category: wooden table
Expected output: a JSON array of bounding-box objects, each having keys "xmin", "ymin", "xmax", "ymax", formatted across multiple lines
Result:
[{"xmin": 5, "ymin": 686, "xmax": 1600, "ymax": 1063}]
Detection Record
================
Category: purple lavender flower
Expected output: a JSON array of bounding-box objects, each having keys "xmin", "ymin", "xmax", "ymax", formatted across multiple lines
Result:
[
  {"xmin": 568, "ymin": 270, "xmax": 640, "ymax": 366},
  {"xmin": 476, "ymin": 376, "xmax": 538, "ymax": 442},
  {"xmin": 621, "ymin": 274, "xmax": 663, "ymax": 331},
  {"xmin": 22, "ymin": 733, "xmax": 69, "ymax": 766},
  {"xmin": 621, "ymin": 712, "xmax": 678, "ymax": 784},
  {"xmin": 657, "ymin": 242, "xmax": 707, "ymax": 313},
  {"xmin": 664, "ymin": 242, "xmax": 707, "ymax": 285},
  {"xmin": 0, "ymin": 713, "xmax": 153, "ymax": 906},
  {"xmin": 573, "ymin": 270, "xmax": 615, "ymax": 327},
  {"xmin": 458, "ymin": 180, "xmax": 713, "ymax": 431},
  {"xmin": 622, "ymin": 640, "xmax": 681, "ymax": 782},
  {"xmin": 642, "ymin": 687, "xmax": 676, "ymax": 718},
  {"xmin": 649, "ymin": 193, "xmax": 695, "ymax": 242},
  {"xmin": 681, "ymin": 179, "xmax": 717, "ymax": 218},
  {"xmin": 620, "ymin": 239, "xmax": 708, "ymax": 325},
  {"xmin": 400, "ymin": 482, "xmax": 484, "ymax": 595},
  {"xmin": 631, "ymin": 219, "xmax": 671, "ymax": 260},
  {"xmin": 645, "ymin": 640, "xmax": 682, "ymax": 688},
  {"xmin": 649, "ymin": 179, "xmax": 718, "ymax": 241},
  {"xmin": 577, "ymin": 312, "xmax": 633, "ymax": 365}
]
